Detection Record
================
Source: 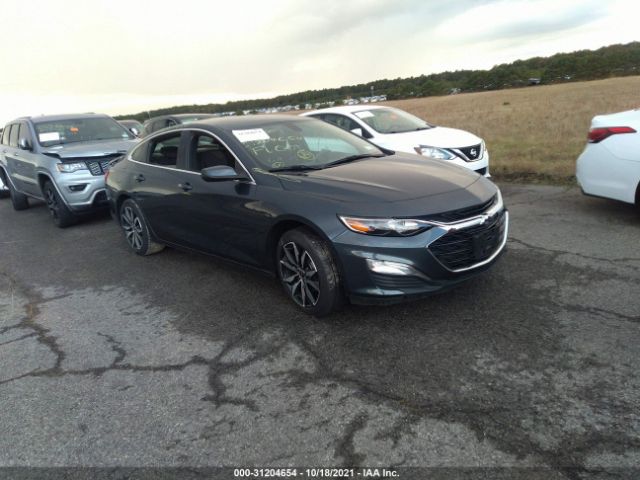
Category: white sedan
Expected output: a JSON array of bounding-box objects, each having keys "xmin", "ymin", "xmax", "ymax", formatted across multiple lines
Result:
[
  {"xmin": 301, "ymin": 105, "xmax": 490, "ymax": 176},
  {"xmin": 576, "ymin": 108, "xmax": 640, "ymax": 206}
]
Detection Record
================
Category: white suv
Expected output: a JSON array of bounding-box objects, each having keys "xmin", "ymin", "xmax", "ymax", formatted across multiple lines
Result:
[{"xmin": 301, "ymin": 105, "xmax": 489, "ymax": 176}]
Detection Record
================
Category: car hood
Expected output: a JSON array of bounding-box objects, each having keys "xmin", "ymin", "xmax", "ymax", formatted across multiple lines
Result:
[
  {"xmin": 42, "ymin": 138, "xmax": 138, "ymax": 159},
  {"xmin": 376, "ymin": 126, "xmax": 482, "ymax": 149},
  {"xmin": 277, "ymin": 154, "xmax": 493, "ymax": 213}
]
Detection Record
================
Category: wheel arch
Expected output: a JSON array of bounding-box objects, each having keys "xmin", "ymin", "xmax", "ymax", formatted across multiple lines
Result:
[
  {"xmin": 265, "ymin": 216, "xmax": 345, "ymax": 279},
  {"xmin": 115, "ymin": 193, "xmax": 132, "ymax": 225}
]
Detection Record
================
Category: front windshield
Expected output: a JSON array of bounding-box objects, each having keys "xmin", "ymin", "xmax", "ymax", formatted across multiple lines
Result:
[
  {"xmin": 353, "ymin": 107, "xmax": 432, "ymax": 134},
  {"xmin": 34, "ymin": 118, "xmax": 134, "ymax": 147},
  {"xmin": 233, "ymin": 119, "xmax": 385, "ymax": 171}
]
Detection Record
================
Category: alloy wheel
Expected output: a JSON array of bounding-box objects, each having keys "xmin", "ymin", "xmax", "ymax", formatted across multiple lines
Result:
[
  {"xmin": 121, "ymin": 206, "xmax": 144, "ymax": 251},
  {"xmin": 279, "ymin": 241, "xmax": 320, "ymax": 307},
  {"xmin": 44, "ymin": 187, "xmax": 59, "ymax": 220}
]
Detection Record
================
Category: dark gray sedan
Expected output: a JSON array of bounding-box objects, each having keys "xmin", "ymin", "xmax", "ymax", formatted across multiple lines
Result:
[{"xmin": 105, "ymin": 115, "xmax": 507, "ymax": 315}]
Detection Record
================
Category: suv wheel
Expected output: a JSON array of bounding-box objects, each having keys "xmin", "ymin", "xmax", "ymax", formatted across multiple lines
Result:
[
  {"xmin": 7, "ymin": 178, "xmax": 29, "ymax": 210},
  {"xmin": 43, "ymin": 180, "xmax": 76, "ymax": 228},
  {"xmin": 277, "ymin": 228, "xmax": 343, "ymax": 317},
  {"xmin": 119, "ymin": 199, "xmax": 164, "ymax": 255}
]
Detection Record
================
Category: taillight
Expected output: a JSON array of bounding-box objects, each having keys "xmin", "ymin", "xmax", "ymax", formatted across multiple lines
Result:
[{"xmin": 588, "ymin": 126, "xmax": 636, "ymax": 143}]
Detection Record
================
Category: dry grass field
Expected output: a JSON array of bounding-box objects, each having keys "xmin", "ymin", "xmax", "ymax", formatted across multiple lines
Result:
[{"xmin": 386, "ymin": 76, "xmax": 640, "ymax": 183}]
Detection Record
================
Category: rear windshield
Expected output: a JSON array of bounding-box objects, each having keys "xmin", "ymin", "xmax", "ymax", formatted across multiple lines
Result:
[{"xmin": 34, "ymin": 118, "xmax": 134, "ymax": 146}]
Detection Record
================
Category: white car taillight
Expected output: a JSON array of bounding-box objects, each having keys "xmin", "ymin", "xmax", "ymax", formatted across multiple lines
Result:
[{"xmin": 588, "ymin": 126, "xmax": 636, "ymax": 143}]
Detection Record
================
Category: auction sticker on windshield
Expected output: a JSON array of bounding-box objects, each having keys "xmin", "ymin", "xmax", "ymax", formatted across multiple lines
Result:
[
  {"xmin": 233, "ymin": 129, "xmax": 270, "ymax": 142},
  {"xmin": 39, "ymin": 132, "xmax": 60, "ymax": 143},
  {"xmin": 354, "ymin": 111, "xmax": 374, "ymax": 119}
]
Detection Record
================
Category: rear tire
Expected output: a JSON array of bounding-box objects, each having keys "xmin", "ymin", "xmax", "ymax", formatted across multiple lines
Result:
[
  {"xmin": 119, "ymin": 199, "xmax": 165, "ymax": 256},
  {"xmin": 43, "ymin": 180, "xmax": 76, "ymax": 228},
  {"xmin": 7, "ymin": 178, "xmax": 29, "ymax": 210},
  {"xmin": 277, "ymin": 228, "xmax": 343, "ymax": 317}
]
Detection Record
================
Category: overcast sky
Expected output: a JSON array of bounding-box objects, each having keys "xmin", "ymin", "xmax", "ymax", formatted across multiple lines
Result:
[{"xmin": 0, "ymin": 0, "xmax": 636, "ymax": 124}]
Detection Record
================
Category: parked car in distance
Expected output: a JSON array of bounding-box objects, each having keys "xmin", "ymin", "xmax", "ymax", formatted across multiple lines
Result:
[
  {"xmin": 118, "ymin": 119, "xmax": 144, "ymax": 137},
  {"xmin": 142, "ymin": 113, "xmax": 218, "ymax": 137},
  {"xmin": 301, "ymin": 105, "xmax": 490, "ymax": 176},
  {"xmin": 576, "ymin": 108, "xmax": 640, "ymax": 207},
  {"xmin": 0, "ymin": 113, "xmax": 138, "ymax": 227},
  {"xmin": 106, "ymin": 115, "xmax": 507, "ymax": 316}
]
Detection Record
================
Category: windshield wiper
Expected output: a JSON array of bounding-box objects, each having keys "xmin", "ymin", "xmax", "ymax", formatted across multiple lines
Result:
[
  {"xmin": 322, "ymin": 153, "xmax": 386, "ymax": 168},
  {"xmin": 268, "ymin": 164, "xmax": 323, "ymax": 173}
]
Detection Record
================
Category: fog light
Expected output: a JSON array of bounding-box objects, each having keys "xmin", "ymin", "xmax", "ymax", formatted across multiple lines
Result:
[
  {"xmin": 366, "ymin": 259, "xmax": 415, "ymax": 276},
  {"xmin": 68, "ymin": 184, "xmax": 87, "ymax": 192}
]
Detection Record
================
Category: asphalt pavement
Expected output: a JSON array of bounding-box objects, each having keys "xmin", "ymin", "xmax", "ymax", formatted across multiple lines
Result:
[{"xmin": 0, "ymin": 184, "xmax": 639, "ymax": 479}]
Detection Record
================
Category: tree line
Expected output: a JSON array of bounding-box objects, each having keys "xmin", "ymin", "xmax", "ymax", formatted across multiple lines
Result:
[{"xmin": 117, "ymin": 42, "xmax": 640, "ymax": 121}]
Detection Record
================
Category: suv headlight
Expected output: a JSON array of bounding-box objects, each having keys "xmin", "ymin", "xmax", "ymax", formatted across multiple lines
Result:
[
  {"xmin": 339, "ymin": 216, "xmax": 430, "ymax": 236},
  {"xmin": 56, "ymin": 162, "xmax": 88, "ymax": 173},
  {"xmin": 414, "ymin": 146, "xmax": 456, "ymax": 160}
]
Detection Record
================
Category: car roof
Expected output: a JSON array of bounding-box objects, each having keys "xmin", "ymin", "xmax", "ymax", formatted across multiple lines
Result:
[
  {"xmin": 167, "ymin": 114, "xmax": 316, "ymax": 132},
  {"xmin": 16, "ymin": 113, "xmax": 112, "ymax": 124},
  {"xmin": 303, "ymin": 105, "xmax": 389, "ymax": 115}
]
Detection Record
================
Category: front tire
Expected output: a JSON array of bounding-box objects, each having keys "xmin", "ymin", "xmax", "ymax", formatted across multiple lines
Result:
[
  {"xmin": 119, "ymin": 199, "xmax": 164, "ymax": 256},
  {"xmin": 43, "ymin": 180, "xmax": 76, "ymax": 228},
  {"xmin": 277, "ymin": 228, "xmax": 343, "ymax": 317}
]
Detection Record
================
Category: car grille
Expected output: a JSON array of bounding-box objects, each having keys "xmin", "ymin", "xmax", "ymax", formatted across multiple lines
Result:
[
  {"xmin": 370, "ymin": 273, "xmax": 426, "ymax": 290},
  {"xmin": 85, "ymin": 159, "xmax": 115, "ymax": 176},
  {"xmin": 421, "ymin": 195, "xmax": 496, "ymax": 223},
  {"xmin": 429, "ymin": 210, "xmax": 506, "ymax": 271},
  {"xmin": 458, "ymin": 143, "xmax": 482, "ymax": 162}
]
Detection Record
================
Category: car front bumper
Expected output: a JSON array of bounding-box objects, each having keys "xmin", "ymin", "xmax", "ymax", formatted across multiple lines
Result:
[
  {"xmin": 332, "ymin": 209, "xmax": 508, "ymax": 305},
  {"xmin": 55, "ymin": 172, "xmax": 109, "ymax": 212}
]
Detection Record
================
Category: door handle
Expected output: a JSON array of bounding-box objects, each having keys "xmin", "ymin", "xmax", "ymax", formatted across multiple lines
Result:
[
  {"xmin": 179, "ymin": 182, "xmax": 193, "ymax": 192},
  {"xmin": 134, "ymin": 174, "xmax": 145, "ymax": 183}
]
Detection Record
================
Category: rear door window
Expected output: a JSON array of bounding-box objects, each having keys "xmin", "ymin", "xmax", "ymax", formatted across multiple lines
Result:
[{"xmin": 147, "ymin": 132, "xmax": 182, "ymax": 168}]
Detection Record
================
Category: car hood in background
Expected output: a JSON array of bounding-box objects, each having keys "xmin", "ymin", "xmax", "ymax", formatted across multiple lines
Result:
[
  {"xmin": 42, "ymin": 138, "xmax": 139, "ymax": 159},
  {"xmin": 375, "ymin": 126, "xmax": 482, "ymax": 149},
  {"xmin": 277, "ymin": 154, "xmax": 494, "ymax": 214}
]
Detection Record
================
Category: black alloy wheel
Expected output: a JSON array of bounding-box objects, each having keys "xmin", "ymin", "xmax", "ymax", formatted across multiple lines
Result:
[
  {"xmin": 277, "ymin": 228, "xmax": 343, "ymax": 316},
  {"xmin": 119, "ymin": 199, "xmax": 164, "ymax": 255},
  {"xmin": 43, "ymin": 180, "xmax": 75, "ymax": 227},
  {"xmin": 280, "ymin": 241, "xmax": 321, "ymax": 308}
]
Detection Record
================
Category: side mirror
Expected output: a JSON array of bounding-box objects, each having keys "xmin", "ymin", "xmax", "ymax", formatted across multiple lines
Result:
[
  {"xmin": 201, "ymin": 165, "xmax": 247, "ymax": 182},
  {"xmin": 18, "ymin": 138, "xmax": 32, "ymax": 151},
  {"xmin": 350, "ymin": 128, "xmax": 363, "ymax": 137},
  {"xmin": 130, "ymin": 127, "xmax": 140, "ymax": 137}
]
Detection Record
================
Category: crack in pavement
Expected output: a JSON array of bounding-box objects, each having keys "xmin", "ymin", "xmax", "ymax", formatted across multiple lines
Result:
[
  {"xmin": 509, "ymin": 237, "xmax": 640, "ymax": 267},
  {"xmin": 334, "ymin": 413, "xmax": 368, "ymax": 467}
]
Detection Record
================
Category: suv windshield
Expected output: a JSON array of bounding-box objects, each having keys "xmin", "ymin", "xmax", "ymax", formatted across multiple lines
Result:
[
  {"xmin": 233, "ymin": 119, "xmax": 385, "ymax": 171},
  {"xmin": 34, "ymin": 117, "xmax": 134, "ymax": 147},
  {"xmin": 353, "ymin": 107, "xmax": 433, "ymax": 134}
]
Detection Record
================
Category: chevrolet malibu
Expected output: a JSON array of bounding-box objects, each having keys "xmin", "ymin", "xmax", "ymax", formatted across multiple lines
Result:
[{"xmin": 105, "ymin": 116, "xmax": 508, "ymax": 316}]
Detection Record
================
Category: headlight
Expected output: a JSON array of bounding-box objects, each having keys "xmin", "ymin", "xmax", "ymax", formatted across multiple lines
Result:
[
  {"xmin": 414, "ymin": 146, "xmax": 456, "ymax": 160},
  {"xmin": 56, "ymin": 162, "xmax": 88, "ymax": 173},
  {"xmin": 339, "ymin": 216, "xmax": 429, "ymax": 236}
]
